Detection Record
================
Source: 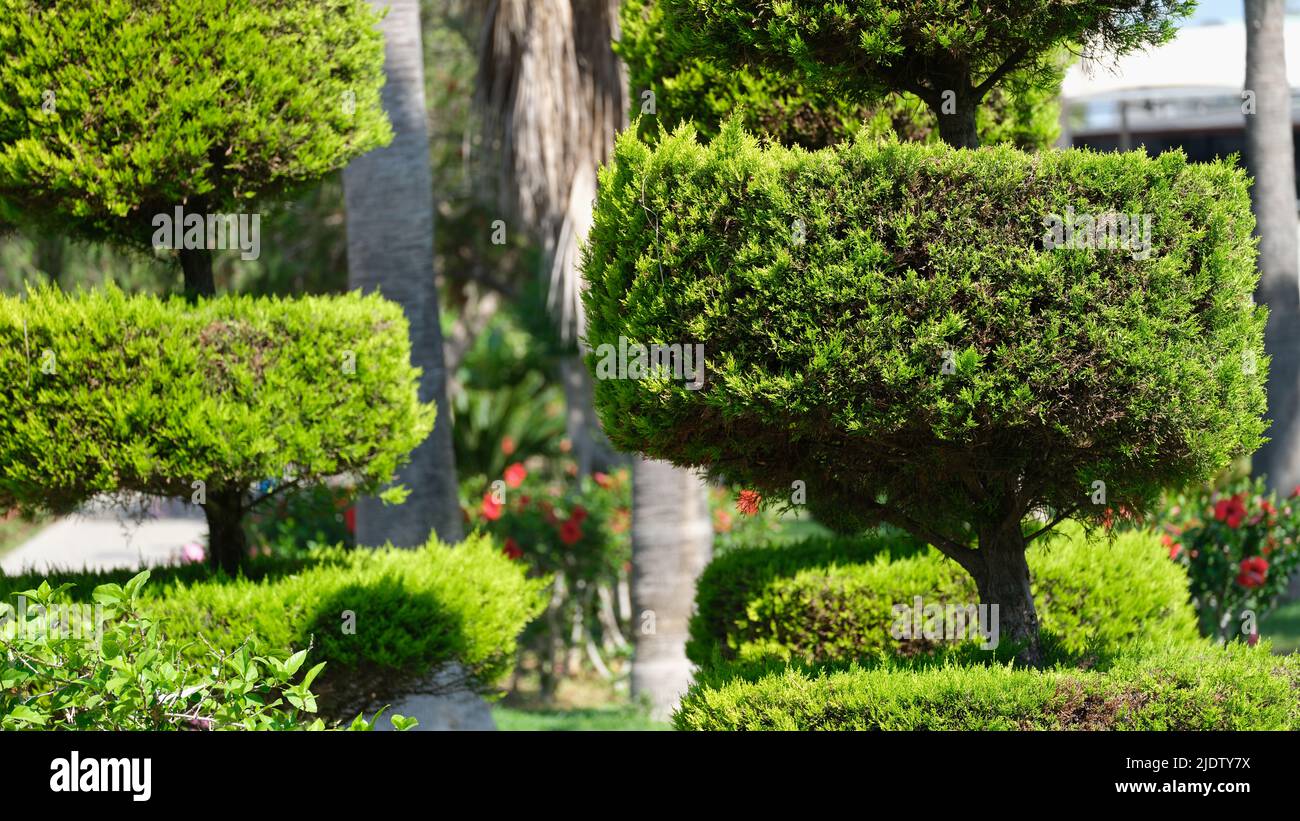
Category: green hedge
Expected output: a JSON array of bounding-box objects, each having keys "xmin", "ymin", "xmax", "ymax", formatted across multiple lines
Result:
[
  {"xmin": 0, "ymin": 285, "xmax": 432, "ymax": 515},
  {"xmin": 0, "ymin": 534, "xmax": 548, "ymax": 713},
  {"xmin": 676, "ymin": 643, "xmax": 1300, "ymax": 730},
  {"xmin": 689, "ymin": 523, "xmax": 1200, "ymax": 667}
]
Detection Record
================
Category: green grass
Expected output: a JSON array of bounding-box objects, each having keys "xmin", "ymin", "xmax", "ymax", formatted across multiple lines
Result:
[
  {"xmin": 492, "ymin": 705, "xmax": 670, "ymax": 731},
  {"xmin": 1260, "ymin": 597, "xmax": 1300, "ymax": 654},
  {"xmin": 0, "ymin": 512, "xmax": 45, "ymax": 559}
]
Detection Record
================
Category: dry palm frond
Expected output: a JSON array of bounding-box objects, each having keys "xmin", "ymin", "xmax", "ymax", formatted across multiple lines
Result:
[{"xmin": 476, "ymin": 0, "xmax": 626, "ymax": 343}]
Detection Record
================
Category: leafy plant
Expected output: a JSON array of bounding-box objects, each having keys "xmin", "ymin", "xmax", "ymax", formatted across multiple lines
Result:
[{"xmin": 1, "ymin": 571, "xmax": 327, "ymax": 730}]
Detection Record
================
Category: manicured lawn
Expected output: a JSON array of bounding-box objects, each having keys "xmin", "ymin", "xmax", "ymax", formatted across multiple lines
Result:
[
  {"xmin": 0, "ymin": 512, "xmax": 46, "ymax": 560},
  {"xmin": 1260, "ymin": 597, "xmax": 1300, "ymax": 654},
  {"xmin": 492, "ymin": 705, "xmax": 670, "ymax": 731}
]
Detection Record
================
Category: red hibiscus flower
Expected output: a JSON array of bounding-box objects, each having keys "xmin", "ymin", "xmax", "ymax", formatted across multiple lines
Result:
[
  {"xmin": 593, "ymin": 472, "xmax": 612, "ymax": 489},
  {"xmin": 1160, "ymin": 533, "xmax": 1181, "ymax": 560},
  {"xmin": 481, "ymin": 491, "xmax": 503, "ymax": 521},
  {"xmin": 1214, "ymin": 494, "xmax": 1247, "ymax": 529},
  {"xmin": 569, "ymin": 505, "xmax": 588, "ymax": 524},
  {"xmin": 559, "ymin": 519, "xmax": 583, "ymax": 545},
  {"xmin": 501, "ymin": 436, "xmax": 516, "ymax": 456},
  {"xmin": 736, "ymin": 490, "xmax": 761, "ymax": 516},
  {"xmin": 1236, "ymin": 556, "xmax": 1269, "ymax": 589},
  {"xmin": 504, "ymin": 462, "xmax": 527, "ymax": 489},
  {"xmin": 502, "ymin": 537, "xmax": 523, "ymax": 560}
]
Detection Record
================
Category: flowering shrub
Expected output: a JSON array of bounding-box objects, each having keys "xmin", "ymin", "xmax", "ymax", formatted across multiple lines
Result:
[
  {"xmin": 464, "ymin": 458, "xmax": 792, "ymax": 697},
  {"xmin": 1151, "ymin": 478, "xmax": 1300, "ymax": 642},
  {"xmin": 463, "ymin": 463, "xmax": 632, "ymax": 696}
]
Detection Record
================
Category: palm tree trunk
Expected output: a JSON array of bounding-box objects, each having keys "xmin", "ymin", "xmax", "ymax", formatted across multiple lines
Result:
[
  {"xmin": 630, "ymin": 458, "xmax": 713, "ymax": 722},
  {"xmin": 345, "ymin": 0, "xmax": 487, "ymax": 730},
  {"xmin": 344, "ymin": 0, "xmax": 463, "ymax": 550},
  {"xmin": 1245, "ymin": 0, "xmax": 1300, "ymax": 597}
]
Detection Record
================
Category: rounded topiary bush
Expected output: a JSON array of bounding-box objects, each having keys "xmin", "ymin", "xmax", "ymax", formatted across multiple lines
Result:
[
  {"xmin": 0, "ymin": 0, "xmax": 390, "ymax": 295},
  {"xmin": 583, "ymin": 121, "xmax": 1265, "ymax": 663},
  {"xmin": 0, "ymin": 286, "xmax": 434, "ymax": 570},
  {"xmin": 688, "ymin": 524, "xmax": 1199, "ymax": 668},
  {"xmin": 617, "ymin": 0, "xmax": 1064, "ymax": 151}
]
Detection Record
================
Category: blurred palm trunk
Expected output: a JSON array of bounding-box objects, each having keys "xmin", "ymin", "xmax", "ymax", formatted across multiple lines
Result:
[
  {"xmin": 345, "ymin": 0, "xmax": 485, "ymax": 730},
  {"xmin": 1244, "ymin": 0, "xmax": 1300, "ymax": 598},
  {"xmin": 477, "ymin": 1, "xmax": 714, "ymax": 715},
  {"xmin": 345, "ymin": 0, "xmax": 463, "ymax": 549}
]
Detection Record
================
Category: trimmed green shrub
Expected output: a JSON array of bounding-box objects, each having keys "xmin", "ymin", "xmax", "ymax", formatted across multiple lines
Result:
[
  {"xmin": 676, "ymin": 643, "xmax": 1300, "ymax": 730},
  {"xmin": 689, "ymin": 524, "xmax": 1199, "ymax": 668},
  {"xmin": 0, "ymin": 534, "xmax": 549, "ymax": 716},
  {"xmin": 0, "ymin": 0, "xmax": 390, "ymax": 295},
  {"xmin": 582, "ymin": 121, "xmax": 1265, "ymax": 663},
  {"xmin": 0, "ymin": 285, "xmax": 434, "ymax": 570},
  {"xmin": 651, "ymin": 0, "xmax": 1190, "ymax": 148},
  {"xmin": 617, "ymin": 0, "xmax": 1064, "ymax": 151}
]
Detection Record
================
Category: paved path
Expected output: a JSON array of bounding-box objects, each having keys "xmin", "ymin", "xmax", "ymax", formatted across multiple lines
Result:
[{"xmin": 1, "ymin": 502, "xmax": 206, "ymax": 577}]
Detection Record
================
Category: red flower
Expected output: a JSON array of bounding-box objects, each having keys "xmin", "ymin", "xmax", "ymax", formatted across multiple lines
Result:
[
  {"xmin": 1161, "ymin": 533, "xmax": 1181, "ymax": 560},
  {"xmin": 481, "ymin": 492, "xmax": 503, "ymax": 521},
  {"xmin": 1236, "ymin": 556, "xmax": 1269, "ymax": 589},
  {"xmin": 593, "ymin": 472, "xmax": 612, "ymax": 489},
  {"xmin": 504, "ymin": 462, "xmax": 527, "ymax": 489},
  {"xmin": 343, "ymin": 506, "xmax": 356, "ymax": 534},
  {"xmin": 501, "ymin": 436, "xmax": 516, "ymax": 456},
  {"xmin": 502, "ymin": 537, "xmax": 523, "ymax": 560},
  {"xmin": 736, "ymin": 490, "xmax": 762, "ymax": 516},
  {"xmin": 1291, "ymin": 485, "xmax": 1300, "ymax": 500},
  {"xmin": 1213, "ymin": 494, "xmax": 1247, "ymax": 529},
  {"xmin": 1247, "ymin": 631, "xmax": 1260, "ymax": 647},
  {"xmin": 559, "ymin": 519, "xmax": 583, "ymax": 545},
  {"xmin": 569, "ymin": 505, "xmax": 588, "ymax": 524}
]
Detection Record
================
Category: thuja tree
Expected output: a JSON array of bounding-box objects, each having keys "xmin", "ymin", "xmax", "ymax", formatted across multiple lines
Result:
[
  {"xmin": 617, "ymin": 0, "xmax": 1065, "ymax": 151},
  {"xmin": 582, "ymin": 123, "xmax": 1266, "ymax": 665},
  {"xmin": 0, "ymin": 0, "xmax": 390, "ymax": 298},
  {"xmin": 652, "ymin": 0, "xmax": 1192, "ymax": 148},
  {"xmin": 0, "ymin": 287, "xmax": 434, "ymax": 572}
]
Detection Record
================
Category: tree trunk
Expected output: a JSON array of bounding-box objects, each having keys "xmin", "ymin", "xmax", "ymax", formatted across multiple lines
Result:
[
  {"xmin": 1244, "ymin": 0, "xmax": 1300, "ymax": 599},
  {"xmin": 934, "ymin": 99, "xmax": 980, "ymax": 149},
  {"xmin": 973, "ymin": 520, "xmax": 1041, "ymax": 667},
  {"xmin": 180, "ymin": 247, "xmax": 215, "ymax": 300},
  {"xmin": 204, "ymin": 487, "xmax": 246, "ymax": 575},
  {"xmin": 630, "ymin": 458, "xmax": 713, "ymax": 722},
  {"xmin": 560, "ymin": 354, "xmax": 616, "ymax": 476},
  {"xmin": 344, "ymin": 0, "xmax": 463, "ymax": 549}
]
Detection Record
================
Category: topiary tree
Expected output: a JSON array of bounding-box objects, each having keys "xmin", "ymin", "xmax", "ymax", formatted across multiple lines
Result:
[
  {"xmin": 617, "ymin": 0, "xmax": 1066, "ymax": 151},
  {"xmin": 0, "ymin": 0, "xmax": 391, "ymax": 298},
  {"xmin": 649, "ymin": 0, "xmax": 1192, "ymax": 148},
  {"xmin": 0, "ymin": 286, "xmax": 434, "ymax": 572},
  {"xmin": 582, "ymin": 122, "xmax": 1266, "ymax": 665}
]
